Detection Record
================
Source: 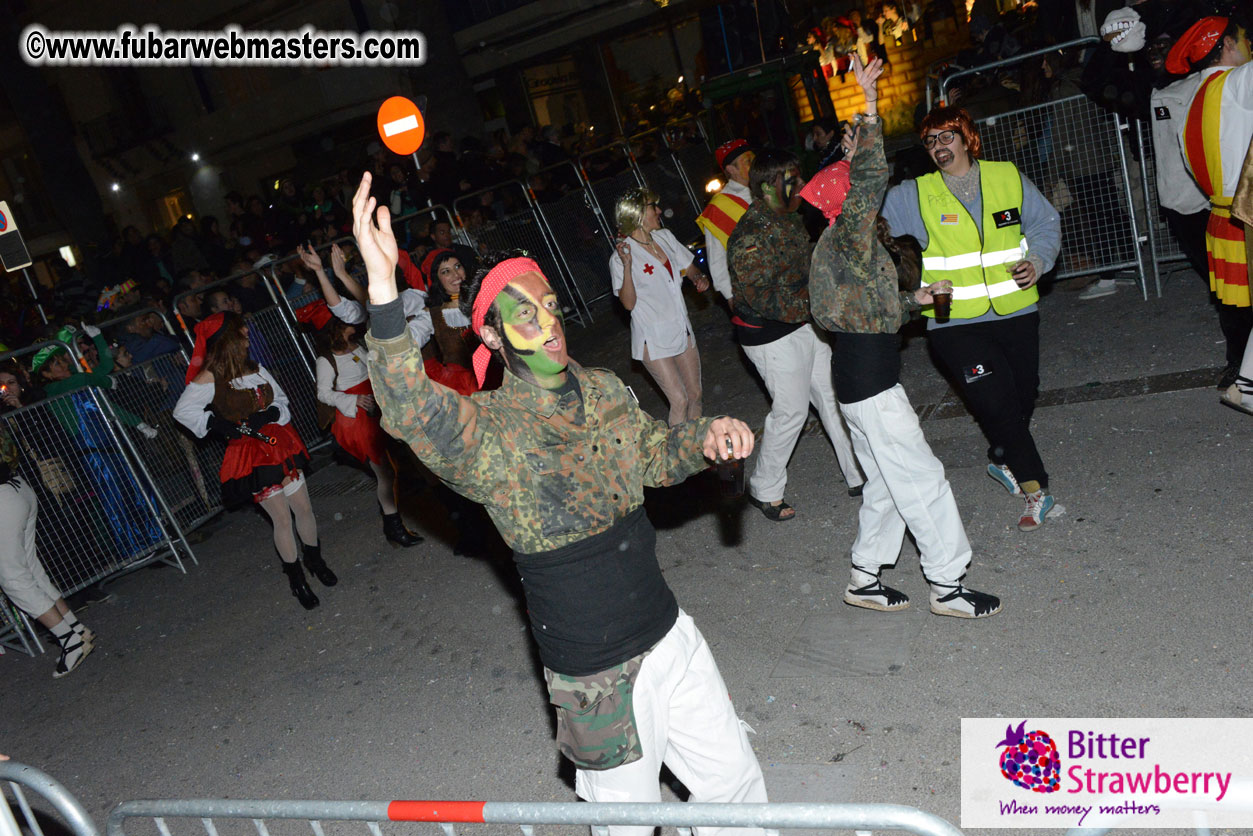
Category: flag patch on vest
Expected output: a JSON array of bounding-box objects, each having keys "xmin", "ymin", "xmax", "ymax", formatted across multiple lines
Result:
[
  {"xmin": 940, "ymin": 213, "xmax": 959, "ymax": 225},
  {"xmin": 992, "ymin": 207, "xmax": 1021, "ymax": 228}
]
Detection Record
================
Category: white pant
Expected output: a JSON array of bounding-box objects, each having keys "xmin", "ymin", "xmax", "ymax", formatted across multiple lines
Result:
[
  {"xmin": 839, "ymin": 385, "xmax": 971, "ymax": 584},
  {"xmin": 0, "ymin": 477, "xmax": 60, "ymax": 616},
  {"xmin": 574, "ymin": 610, "xmax": 767, "ymax": 836},
  {"xmin": 742, "ymin": 324, "xmax": 862, "ymax": 503}
]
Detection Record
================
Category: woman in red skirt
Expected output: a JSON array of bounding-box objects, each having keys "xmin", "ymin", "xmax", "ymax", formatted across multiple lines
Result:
[
  {"xmin": 303, "ymin": 301, "xmax": 421, "ymax": 548},
  {"xmin": 173, "ymin": 312, "xmax": 335, "ymax": 610}
]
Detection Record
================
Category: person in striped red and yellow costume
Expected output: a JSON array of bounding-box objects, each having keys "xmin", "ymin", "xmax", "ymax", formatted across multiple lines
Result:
[
  {"xmin": 695, "ymin": 140, "xmax": 754, "ymax": 303},
  {"xmin": 1166, "ymin": 16, "xmax": 1253, "ymax": 412}
]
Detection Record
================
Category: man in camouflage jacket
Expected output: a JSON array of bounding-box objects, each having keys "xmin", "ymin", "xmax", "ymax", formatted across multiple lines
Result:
[
  {"xmin": 350, "ymin": 174, "xmax": 768, "ymax": 835},
  {"xmin": 726, "ymin": 149, "xmax": 863, "ymax": 521},
  {"xmin": 807, "ymin": 55, "xmax": 1002, "ymax": 619}
]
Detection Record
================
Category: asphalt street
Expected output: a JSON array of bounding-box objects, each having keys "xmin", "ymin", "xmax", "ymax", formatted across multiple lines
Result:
[{"xmin": 3, "ymin": 265, "xmax": 1251, "ymax": 836}]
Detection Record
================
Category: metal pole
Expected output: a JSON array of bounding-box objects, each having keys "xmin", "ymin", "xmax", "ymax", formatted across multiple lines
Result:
[
  {"xmin": 940, "ymin": 36, "xmax": 1099, "ymax": 103},
  {"xmin": 21, "ymin": 266, "xmax": 47, "ymax": 325},
  {"xmin": 1134, "ymin": 117, "xmax": 1163, "ymax": 298},
  {"xmin": 1112, "ymin": 112, "xmax": 1149, "ymax": 301},
  {"xmin": 597, "ymin": 43, "xmax": 625, "ymax": 137}
]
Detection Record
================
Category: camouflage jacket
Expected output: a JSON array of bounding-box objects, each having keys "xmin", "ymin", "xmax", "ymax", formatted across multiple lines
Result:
[
  {"xmin": 810, "ymin": 120, "xmax": 921, "ymax": 334},
  {"xmin": 727, "ymin": 200, "xmax": 813, "ymax": 324},
  {"xmin": 365, "ymin": 328, "xmax": 714, "ymax": 553}
]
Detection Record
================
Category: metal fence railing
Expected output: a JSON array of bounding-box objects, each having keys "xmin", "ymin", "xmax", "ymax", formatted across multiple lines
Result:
[
  {"xmin": 973, "ymin": 94, "xmax": 1146, "ymax": 296},
  {"xmin": 0, "ymin": 342, "xmax": 190, "ymax": 602},
  {"xmin": 921, "ymin": 38, "xmax": 1208, "ymax": 300},
  {"xmin": 527, "ymin": 160, "xmax": 618, "ymax": 309},
  {"xmin": 108, "ymin": 797, "xmax": 967, "ymax": 836},
  {"xmin": 1, "ymin": 763, "xmax": 99, "ymax": 836},
  {"xmin": 454, "ymin": 181, "xmax": 592, "ymax": 326},
  {"xmin": 0, "ymin": 593, "xmax": 43, "ymax": 656}
]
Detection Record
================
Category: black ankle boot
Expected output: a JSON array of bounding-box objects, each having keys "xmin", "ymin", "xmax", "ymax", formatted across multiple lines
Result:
[
  {"xmin": 382, "ymin": 512, "xmax": 423, "ymax": 548},
  {"xmin": 281, "ymin": 560, "xmax": 320, "ymax": 610},
  {"xmin": 301, "ymin": 542, "xmax": 338, "ymax": 586}
]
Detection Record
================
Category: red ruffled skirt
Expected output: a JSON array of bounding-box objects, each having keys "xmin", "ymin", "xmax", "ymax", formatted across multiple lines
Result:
[
  {"xmin": 331, "ymin": 380, "xmax": 388, "ymax": 465},
  {"xmin": 219, "ymin": 422, "xmax": 310, "ymax": 507}
]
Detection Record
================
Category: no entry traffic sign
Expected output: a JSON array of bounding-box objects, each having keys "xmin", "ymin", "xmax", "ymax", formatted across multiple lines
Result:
[{"xmin": 376, "ymin": 96, "xmax": 426, "ymax": 156}]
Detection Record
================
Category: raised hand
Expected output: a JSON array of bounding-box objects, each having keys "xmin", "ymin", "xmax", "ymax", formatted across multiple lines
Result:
[
  {"xmin": 851, "ymin": 54, "xmax": 884, "ymax": 114},
  {"xmin": 296, "ymin": 243, "xmax": 325, "ymax": 274},
  {"xmin": 351, "ymin": 172, "xmax": 399, "ymax": 305},
  {"xmin": 330, "ymin": 243, "xmax": 347, "ymax": 277}
]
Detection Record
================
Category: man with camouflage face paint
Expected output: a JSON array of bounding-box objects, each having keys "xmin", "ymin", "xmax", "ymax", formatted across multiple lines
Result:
[
  {"xmin": 727, "ymin": 148, "xmax": 864, "ymax": 522},
  {"xmin": 352, "ymin": 173, "xmax": 768, "ymax": 834}
]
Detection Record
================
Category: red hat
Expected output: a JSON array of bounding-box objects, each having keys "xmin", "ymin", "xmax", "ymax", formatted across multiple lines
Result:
[
  {"xmin": 715, "ymin": 139, "xmax": 751, "ymax": 170},
  {"xmin": 798, "ymin": 160, "xmax": 852, "ymax": 225},
  {"xmin": 185, "ymin": 312, "xmax": 226, "ymax": 385},
  {"xmin": 1165, "ymin": 16, "xmax": 1228, "ymax": 74},
  {"xmin": 420, "ymin": 248, "xmax": 457, "ymax": 289},
  {"xmin": 295, "ymin": 299, "xmax": 333, "ymax": 331}
]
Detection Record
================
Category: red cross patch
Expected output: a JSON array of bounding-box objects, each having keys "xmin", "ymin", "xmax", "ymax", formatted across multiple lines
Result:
[{"xmin": 643, "ymin": 264, "xmax": 654, "ymax": 274}]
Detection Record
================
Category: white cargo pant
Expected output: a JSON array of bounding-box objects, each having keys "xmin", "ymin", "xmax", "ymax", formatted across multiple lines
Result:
[
  {"xmin": 0, "ymin": 477, "xmax": 60, "ymax": 616},
  {"xmin": 839, "ymin": 384, "xmax": 971, "ymax": 584},
  {"xmin": 742, "ymin": 324, "xmax": 863, "ymax": 503},
  {"xmin": 574, "ymin": 610, "xmax": 767, "ymax": 836}
]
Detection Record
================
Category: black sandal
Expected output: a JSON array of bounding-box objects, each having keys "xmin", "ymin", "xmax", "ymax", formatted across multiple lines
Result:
[{"xmin": 747, "ymin": 495, "xmax": 795, "ymax": 522}]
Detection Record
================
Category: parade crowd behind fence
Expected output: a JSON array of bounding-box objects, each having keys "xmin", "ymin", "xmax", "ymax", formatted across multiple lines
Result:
[{"xmin": 0, "ymin": 69, "xmax": 1196, "ymax": 655}]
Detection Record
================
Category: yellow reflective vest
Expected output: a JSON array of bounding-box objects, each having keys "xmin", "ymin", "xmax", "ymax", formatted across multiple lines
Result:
[{"xmin": 917, "ymin": 161, "xmax": 1036, "ymax": 319}]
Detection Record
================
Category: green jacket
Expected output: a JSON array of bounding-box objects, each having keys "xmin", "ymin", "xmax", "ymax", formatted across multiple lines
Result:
[{"xmin": 365, "ymin": 328, "xmax": 714, "ymax": 553}]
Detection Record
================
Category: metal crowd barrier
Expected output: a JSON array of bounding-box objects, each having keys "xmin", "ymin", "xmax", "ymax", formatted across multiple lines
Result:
[
  {"xmin": 109, "ymin": 798, "xmax": 966, "ymax": 836},
  {"xmin": 972, "ymin": 94, "xmax": 1148, "ymax": 297},
  {"xmin": 1, "ymin": 762, "xmax": 99, "ymax": 836},
  {"xmin": 0, "ymin": 594, "xmax": 42, "ymax": 656},
  {"xmin": 527, "ymin": 160, "xmax": 618, "ymax": 309},
  {"xmin": 930, "ymin": 39, "xmax": 1200, "ymax": 299},
  {"xmin": 454, "ymin": 181, "xmax": 592, "ymax": 326},
  {"xmin": 627, "ymin": 127, "xmax": 703, "ymax": 245},
  {"xmin": 0, "ymin": 342, "xmax": 191, "ymax": 604}
]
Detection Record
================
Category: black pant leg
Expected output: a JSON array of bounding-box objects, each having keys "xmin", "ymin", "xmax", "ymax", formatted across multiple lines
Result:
[{"xmin": 928, "ymin": 316, "xmax": 1048, "ymax": 489}]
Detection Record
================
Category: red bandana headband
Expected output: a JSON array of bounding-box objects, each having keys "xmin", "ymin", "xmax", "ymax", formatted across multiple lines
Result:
[
  {"xmin": 1165, "ymin": 17, "xmax": 1228, "ymax": 75},
  {"xmin": 798, "ymin": 160, "xmax": 852, "ymax": 226},
  {"xmin": 470, "ymin": 257, "xmax": 543, "ymax": 387},
  {"xmin": 185, "ymin": 312, "xmax": 226, "ymax": 385}
]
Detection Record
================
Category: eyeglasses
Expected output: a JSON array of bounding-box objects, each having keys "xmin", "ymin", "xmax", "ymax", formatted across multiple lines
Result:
[
  {"xmin": 647, "ymin": 202, "xmax": 661, "ymax": 208},
  {"xmin": 923, "ymin": 130, "xmax": 959, "ymax": 149}
]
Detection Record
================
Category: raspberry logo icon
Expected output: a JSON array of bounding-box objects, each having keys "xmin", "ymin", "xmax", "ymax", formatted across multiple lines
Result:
[{"xmin": 996, "ymin": 720, "xmax": 1061, "ymax": 793}]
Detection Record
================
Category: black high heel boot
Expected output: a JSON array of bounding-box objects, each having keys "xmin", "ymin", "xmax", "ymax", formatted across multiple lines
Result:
[
  {"xmin": 382, "ymin": 512, "xmax": 423, "ymax": 548},
  {"xmin": 302, "ymin": 542, "xmax": 338, "ymax": 586},
  {"xmin": 281, "ymin": 560, "xmax": 320, "ymax": 610}
]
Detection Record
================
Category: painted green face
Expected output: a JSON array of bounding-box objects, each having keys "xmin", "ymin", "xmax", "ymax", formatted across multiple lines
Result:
[{"xmin": 495, "ymin": 271, "xmax": 567, "ymax": 388}]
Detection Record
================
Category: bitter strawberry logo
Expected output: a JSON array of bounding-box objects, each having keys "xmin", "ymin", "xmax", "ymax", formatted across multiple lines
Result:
[{"xmin": 996, "ymin": 720, "xmax": 1061, "ymax": 793}]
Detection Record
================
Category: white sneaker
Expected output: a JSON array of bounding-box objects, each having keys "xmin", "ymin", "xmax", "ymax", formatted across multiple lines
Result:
[{"xmin": 1078, "ymin": 278, "xmax": 1117, "ymax": 300}]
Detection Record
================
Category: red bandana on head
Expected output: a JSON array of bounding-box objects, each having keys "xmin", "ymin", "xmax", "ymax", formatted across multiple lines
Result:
[
  {"xmin": 798, "ymin": 160, "xmax": 852, "ymax": 226},
  {"xmin": 185, "ymin": 312, "xmax": 226, "ymax": 385},
  {"xmin": 470, "ymin": 257, "xmax": 544, "ymax": 387},
  {"xmin": 1165, "ymin": 16, "xmax": 1228, "ymax": 74}
]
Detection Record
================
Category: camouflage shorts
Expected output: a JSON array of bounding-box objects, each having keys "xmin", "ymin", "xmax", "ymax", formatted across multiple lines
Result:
[{"xmin": 544, "ymin": 652, "xmax": 649, "ymax": 771}]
